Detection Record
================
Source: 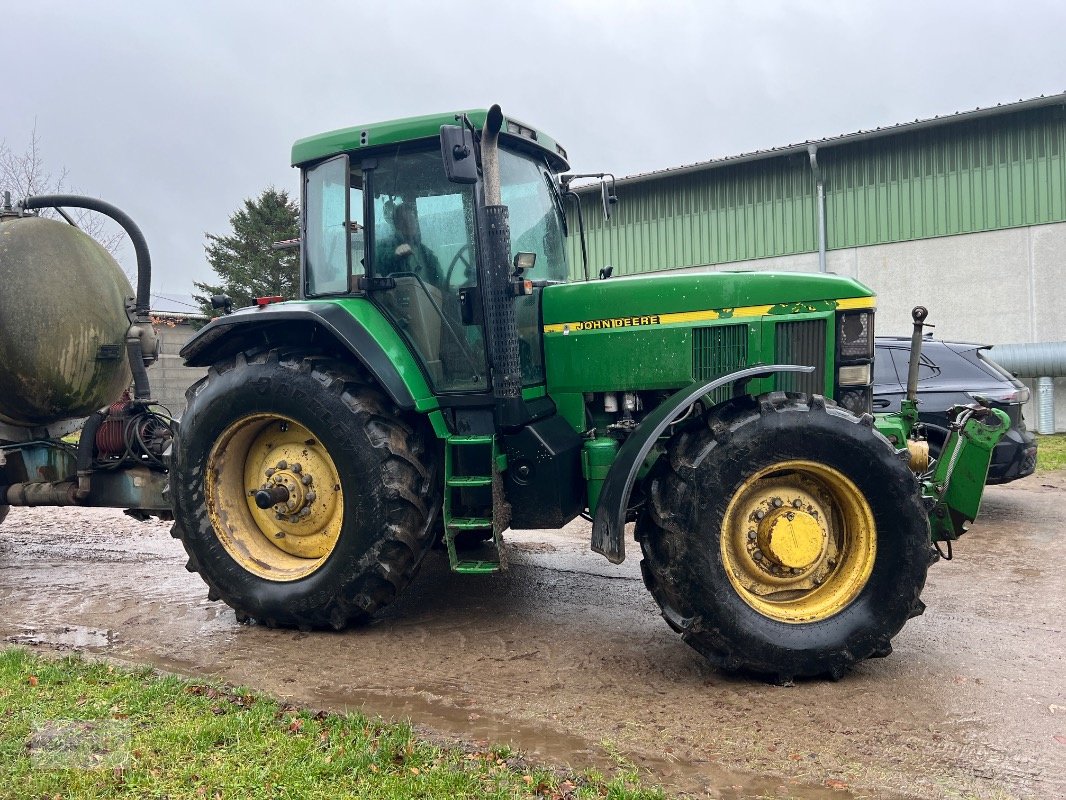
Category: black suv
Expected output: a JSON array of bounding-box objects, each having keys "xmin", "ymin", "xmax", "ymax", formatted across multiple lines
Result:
[{"xmin": 873, "ymin": 337, "xmax": 1037, "ymax": 484}]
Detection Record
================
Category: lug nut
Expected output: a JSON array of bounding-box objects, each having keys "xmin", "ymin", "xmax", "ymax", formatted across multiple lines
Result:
[
  {"xmin": 306, "ymin": 491, "xmax": 317, "ymax": 502},
  {"xmin": 265, "ymin": 468, "xmax": 275, "ymax": 477},
  {"xmin": 291, "ymin": 463, "xmax": 302, "ymax": 474},
  {"xmin": 755, "ymin": 509, "xmax": 766, "ymax": 520},
  {"xmin": 792, "ymin": 499, "xmax": 802, "ymax": 508},
  {"xmin": 301, "ymin": 474, "xmax": 313, "ymax": 485},
  {"xmin": 277, "ymin": 460, "xmax": 288, "ymax": 470},
  {"xmin": 747, "ymin": 530, "xmax": 757, "ymax": 541},
  {"xmin": 753, "ymin": 550, "xmax": 764, "ymax": 562},
  {"xmin": 772, "ymin": 498, "xmax": 783, "ymax": 508}
]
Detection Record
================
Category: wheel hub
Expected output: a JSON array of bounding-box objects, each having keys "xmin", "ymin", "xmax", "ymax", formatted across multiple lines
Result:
[
  {"xmin": 721, "ymin": 461, "xmax": 877, "ymax": 623},
  {"xmin": 246, "ymin": 437, "xmax": 340, "ymax": 550},
  {"xmin": 256, "ymin": 461, "xmax": 316, "ymax": 523},
  {"xmin": 757, "ymin": 506, "xmax": 826, "ymax": 570},
  {"xmin": 206, "ymin": 414, "xmax": 345, "ymax": 581}
]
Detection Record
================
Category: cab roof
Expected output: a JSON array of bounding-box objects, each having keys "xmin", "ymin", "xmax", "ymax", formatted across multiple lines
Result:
[{"xmin": 291, "ymin": 109, "xmax": 570, "ymax": 173}]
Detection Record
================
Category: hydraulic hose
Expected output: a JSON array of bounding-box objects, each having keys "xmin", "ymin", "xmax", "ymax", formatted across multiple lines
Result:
[{"xmin": 21, "ymin": 194, "xmax": 152, "ymax": 316}]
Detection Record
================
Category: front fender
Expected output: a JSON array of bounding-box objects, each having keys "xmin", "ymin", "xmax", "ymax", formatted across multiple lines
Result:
[{"xmin": 590, "ymin": 364, "xmax": 813, "ymax": 564}]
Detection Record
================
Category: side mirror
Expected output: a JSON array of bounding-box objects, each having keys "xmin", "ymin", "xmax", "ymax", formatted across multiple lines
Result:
[
  {"xmin": 210, "ymin": 294, "xmax": 233, "ymax": 315},
  {"xmin": 440, "ymin": 125, "xmax": 478, "ymax": 184}
]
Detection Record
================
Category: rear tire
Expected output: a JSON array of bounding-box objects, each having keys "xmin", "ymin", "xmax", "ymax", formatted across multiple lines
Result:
[
  {"xmin": 637, "ymin": 393, "xmax": 932, "ymax": 680},
  {"xmin": 170, "ymin": 349, "xmax": 439, "ymax": 630}
]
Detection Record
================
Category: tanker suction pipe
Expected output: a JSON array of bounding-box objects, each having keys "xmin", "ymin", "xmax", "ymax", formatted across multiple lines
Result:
[
  {"xmin": 21, "ymin": 194, "xmax": 152, "ymax": 316},
  {"xmin": 20, "ymin": 194, "xmax": 158, "ymax": 401}
]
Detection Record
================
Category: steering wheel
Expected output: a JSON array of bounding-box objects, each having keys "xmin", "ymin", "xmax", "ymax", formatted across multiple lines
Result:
[{"xmin": 444, "ymin": 244, "xmax": 474, "ymax": 287}]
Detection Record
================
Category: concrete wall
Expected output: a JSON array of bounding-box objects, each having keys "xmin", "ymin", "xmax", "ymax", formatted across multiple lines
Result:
[
  {"xmin": 147, "ymin": 322, "xmax": 208, "ymax": 419},
  {"xmin": 670, "ymin": 221, "xmax": 1066, "ymax": 432}
]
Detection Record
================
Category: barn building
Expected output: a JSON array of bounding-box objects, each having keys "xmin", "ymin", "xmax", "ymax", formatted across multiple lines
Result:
[{"xmin": 566, "ymin": 93, "xmax": 1066, "ymax": 431}]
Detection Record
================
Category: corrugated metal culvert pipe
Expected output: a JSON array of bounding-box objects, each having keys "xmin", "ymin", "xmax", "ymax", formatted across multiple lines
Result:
[{"xmin": 990, "ymin": 342, "xmax": 1066, "ymax": 434}]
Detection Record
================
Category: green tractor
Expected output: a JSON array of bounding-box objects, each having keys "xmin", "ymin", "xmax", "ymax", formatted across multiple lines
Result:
[{"xmin": 167, "ymin": 105, "xmax": 1009, "ymax": 680}]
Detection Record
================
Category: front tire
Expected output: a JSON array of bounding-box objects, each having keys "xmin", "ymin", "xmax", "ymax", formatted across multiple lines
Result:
[
  {"xmin": 170, "ymin": 349, "xmax": 439, "ymax": 630},
  {"xmin": 637, "ymin": 393, "xmax": 932, "ymax": 680}
]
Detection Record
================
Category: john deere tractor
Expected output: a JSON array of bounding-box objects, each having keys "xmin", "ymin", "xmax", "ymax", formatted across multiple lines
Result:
[
  {"xmin": 0, "ymin": 105, "xmax": 1005, "ymax": 681},
  {"xmin": 162, "ymin": 105, "xmax": 1010, "ymax": 680}
]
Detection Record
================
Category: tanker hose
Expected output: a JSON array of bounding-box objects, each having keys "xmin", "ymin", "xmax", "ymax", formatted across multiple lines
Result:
[
  {"xmin": 75, "ymin": 410, "xmax": 108, "ymax": 500},
  {"xmin": 21, "ymin": 194, "xmax": 152, "ymax": 317},
  {"xmin": 126, "ymin": 337, "xmax": 153, "ymax": 402}
]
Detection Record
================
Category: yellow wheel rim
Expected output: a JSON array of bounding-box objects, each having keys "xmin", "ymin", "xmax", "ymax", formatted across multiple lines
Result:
[
  {"xmin": 205, "ymin": 414, "xmax": 344, "ymax": 581},
  {"xmin": 720, "ymin": 460, "xmax": 876, "ymax": 623}
]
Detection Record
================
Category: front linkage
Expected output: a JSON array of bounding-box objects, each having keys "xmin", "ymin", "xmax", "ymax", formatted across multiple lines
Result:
[{"xmin": 874, "ymin": 307, "xmax": 1010, "ymax": 547}]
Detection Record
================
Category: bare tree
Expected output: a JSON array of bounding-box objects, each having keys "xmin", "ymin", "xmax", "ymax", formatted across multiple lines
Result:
[{"xmin": 0, "ymin": 123, "xmax": 125, "ymax": 256}]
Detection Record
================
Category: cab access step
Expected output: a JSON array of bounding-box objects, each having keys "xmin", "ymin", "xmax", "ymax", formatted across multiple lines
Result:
[{"xmin": 442, "ymin": 434, "xmax": 508, "ymax": 574}]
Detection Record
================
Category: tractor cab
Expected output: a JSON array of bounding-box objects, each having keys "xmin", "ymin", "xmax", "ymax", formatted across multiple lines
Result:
[{"xmin": 298, "ymin": 111, "xmax": 571, "ymax": 397}]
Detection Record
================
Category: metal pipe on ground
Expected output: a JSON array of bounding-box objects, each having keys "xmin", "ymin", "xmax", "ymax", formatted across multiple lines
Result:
[
  {"xmin": 1037, "ymin": 377, "xmax": 1055, "ymax": 434},
  {"xmin": 989, "ymin": 342, "xmax": 1066, "ymax": 435}
]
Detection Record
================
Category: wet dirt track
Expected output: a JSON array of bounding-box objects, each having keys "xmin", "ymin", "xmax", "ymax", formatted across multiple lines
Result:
[{"xmin": 1, "ymin": 474, "xmax": 1064, "ymax": 799}]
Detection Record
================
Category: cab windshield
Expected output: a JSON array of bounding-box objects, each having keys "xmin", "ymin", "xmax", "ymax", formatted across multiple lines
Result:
[
  {"xmin": 498, "ymin": 148, "xmax": 568, "ymax": 384},
  {"xmin": 498, "ymin": 148, "xmax": 568, "ymax": 285}
]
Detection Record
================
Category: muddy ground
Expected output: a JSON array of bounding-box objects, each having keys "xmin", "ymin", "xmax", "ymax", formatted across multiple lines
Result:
[{"xmin": 1, "ymin": 473, "xmax": 1064, "ymax": 799}]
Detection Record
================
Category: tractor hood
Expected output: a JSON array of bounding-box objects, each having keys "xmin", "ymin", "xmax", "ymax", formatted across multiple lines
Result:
[
  {"xmin": 539, "ymin": 271, "xmax": 876, "ymax": 395},
  {"xmin": 541, "ymin": 271, "xmax": 874, "ymax": 331}
]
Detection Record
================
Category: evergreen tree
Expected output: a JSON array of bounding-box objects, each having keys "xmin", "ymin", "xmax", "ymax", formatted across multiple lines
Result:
[{"xmin": 194, "ymin": 188, "xmax": 300, "ymax": 316}]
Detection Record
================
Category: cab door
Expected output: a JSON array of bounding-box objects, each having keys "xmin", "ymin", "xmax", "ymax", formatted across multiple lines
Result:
[{"xmin": 365, "ymin": 149, "xmax": 490, "ymax": 394}]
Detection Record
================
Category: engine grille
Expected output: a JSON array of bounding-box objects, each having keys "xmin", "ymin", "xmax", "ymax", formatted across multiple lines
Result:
[
  {"xmin": 774, "ymin": 320, "xmax": 827, "ymax": 396},
  {"xmin": 692, "ymin": 324, "xmax": 748, "ymax": 404}
]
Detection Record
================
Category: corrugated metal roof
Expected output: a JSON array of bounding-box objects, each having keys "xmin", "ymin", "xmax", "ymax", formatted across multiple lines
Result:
[{"xmin": 575, "ymin": 91, "xmax": 1066, "ymax": 191}]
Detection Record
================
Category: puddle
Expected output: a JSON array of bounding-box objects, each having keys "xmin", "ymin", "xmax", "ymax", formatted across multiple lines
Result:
[{"xmin": 6, "ymin": 625, "xmax": 116, "ymax": 651}]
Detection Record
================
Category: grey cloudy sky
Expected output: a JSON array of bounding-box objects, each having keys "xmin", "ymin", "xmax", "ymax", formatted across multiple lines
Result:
[{"xmin": 5, "ymin": 0, "xmax": 1064, "ymax": 300}]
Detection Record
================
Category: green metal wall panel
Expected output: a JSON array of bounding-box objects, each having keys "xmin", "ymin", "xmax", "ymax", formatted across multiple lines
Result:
[
  {"xmin": 566, "ymin": 104, "xmax": 1066, "ymax": 277},
  {"xmin": 826, "ymin": 105, "xmax": 1066, "ymax": 248},
  {"xmin": 568, "ymin": 158, "xmax": 817, "ymax": 278}
]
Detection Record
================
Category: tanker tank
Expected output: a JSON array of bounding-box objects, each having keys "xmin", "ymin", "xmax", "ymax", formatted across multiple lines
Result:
[{"xmin": 0, "ymin": 212, "xmax": 133, "ymax": 427}]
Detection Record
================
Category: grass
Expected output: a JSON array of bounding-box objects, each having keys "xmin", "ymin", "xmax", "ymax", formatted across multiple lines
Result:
[
  {"xmin": 1035, "ymin": 433, "xmax": 1066, "ymax": 472},
  {"xmin": 0, "ymin": 648, "xmax": 664, "ymax": 800}
]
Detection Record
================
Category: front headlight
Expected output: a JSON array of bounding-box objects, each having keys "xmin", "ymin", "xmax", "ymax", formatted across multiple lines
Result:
[
  {"xmin": 837, "ymin": 310, "xmax": 874, "ymax": 359},
  {"xmin": 838, "ymin": 363, "xmax": 872, "ymax": 386}
]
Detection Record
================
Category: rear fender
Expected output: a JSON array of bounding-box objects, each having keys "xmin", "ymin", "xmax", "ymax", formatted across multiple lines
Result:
[
  {"xmin": 591, "ymin": 364, "xmax": 813, "ymax": 564},
  {"xmin": 180, "ymin": 302, "xmax": 433, "ymax": 411}
]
